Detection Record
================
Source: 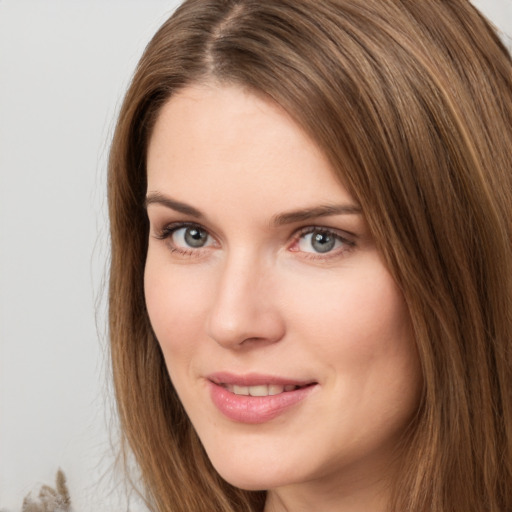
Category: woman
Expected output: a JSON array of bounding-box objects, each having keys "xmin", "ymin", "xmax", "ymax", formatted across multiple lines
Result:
[{"xmin": 107, "ymin": 1, "xmax": 512, "ymax": 511}]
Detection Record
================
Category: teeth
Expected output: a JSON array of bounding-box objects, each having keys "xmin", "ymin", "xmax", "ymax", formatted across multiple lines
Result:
[
  {"xmin": 248, "ymin": 385, "xmax": 269, "ymax": 397},
  {"xmin": 226, "ymin": 384, "xmax": 300, "ymax": 396},
  {"xmin": 232, "ymin": 385, "xmax": 249, "ymax": 395},
  {"xmin": 268, "ymin": 384, "xmax": 284, "ymax": 396}
]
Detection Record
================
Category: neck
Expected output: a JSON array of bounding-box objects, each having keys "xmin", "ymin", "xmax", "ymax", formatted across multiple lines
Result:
[{"xmin": 263, "ymin": 471, "xmax": 391, "ymax": 512}]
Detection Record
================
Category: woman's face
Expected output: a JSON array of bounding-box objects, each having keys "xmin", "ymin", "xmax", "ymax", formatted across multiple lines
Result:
[{"xmin": 145, "ymin": 84, "xmax": 422, "ymax": 508}]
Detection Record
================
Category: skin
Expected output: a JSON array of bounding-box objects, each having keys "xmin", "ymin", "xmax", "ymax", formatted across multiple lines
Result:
[{"xmin": 144, "ymin": 83, "xmax": 423, "ymax": 512}]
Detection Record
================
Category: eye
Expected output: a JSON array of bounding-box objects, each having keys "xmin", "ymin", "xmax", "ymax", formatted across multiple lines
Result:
[
  {"xmin": 153, "ymin": 222, "xmax": 216, "ymax": 254},
  {"xmin": 172, "ymin": 225, "xmax": 211, "ymax": 248},
  {"xmin": 294, "ymin": 227, "xmax": 354, "ymax": 255}
]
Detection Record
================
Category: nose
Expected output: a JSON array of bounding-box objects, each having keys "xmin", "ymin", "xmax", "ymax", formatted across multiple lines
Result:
[{"xmin": 206, "ymin": 253, "xmax": 285, "ymax": 349}]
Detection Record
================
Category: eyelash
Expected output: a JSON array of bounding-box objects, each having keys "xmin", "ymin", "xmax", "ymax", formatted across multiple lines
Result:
[
  {"xmin": 153, "ymin": 222, "xmax": 212, "ymax": 257},
  {"xmin": 291, "ymin": 226, "xmax": 356, "ymax": 260},
  {"xmin": 153, "ymin": 222, "xmax": 356, "ymax": 260}
]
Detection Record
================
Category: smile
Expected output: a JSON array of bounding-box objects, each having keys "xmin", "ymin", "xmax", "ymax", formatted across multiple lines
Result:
[
  {"xmin": 207, "ymin": 373, "xmax": 318, "ymax": 423},
  {"xmin": 222, "ymin": 383, "xmax": 304, "ymax": 396}
]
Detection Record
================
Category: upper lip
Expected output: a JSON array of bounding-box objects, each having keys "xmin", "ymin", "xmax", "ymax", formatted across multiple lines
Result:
[{"xmin": 207, "ymin": 372, "xmax": 317, "ymax": 387}]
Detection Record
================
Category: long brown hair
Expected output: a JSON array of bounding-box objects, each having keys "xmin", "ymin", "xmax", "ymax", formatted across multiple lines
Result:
[{"xmin": 107, "ymin": 1, "xmax": 512, "ymax": 510}]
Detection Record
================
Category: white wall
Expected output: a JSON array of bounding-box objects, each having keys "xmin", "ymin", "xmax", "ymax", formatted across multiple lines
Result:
[
  {"xmin": 0, "ymin": 2, "xmax": 180, "ymax": 510},
  {"xmin": 0, "ymin": 1, "xmax": 510, "ymax": 511}
]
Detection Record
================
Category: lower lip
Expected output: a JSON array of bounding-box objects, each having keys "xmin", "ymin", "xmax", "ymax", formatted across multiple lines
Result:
[{"xmin": 208, "ymin": 382, "xmax": 316, "ymax": 424}]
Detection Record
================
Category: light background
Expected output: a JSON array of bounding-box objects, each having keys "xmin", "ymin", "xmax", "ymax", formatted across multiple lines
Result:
[{"xmin": 0, "ymin": 1, "xmax": 510, "ymax": 510}]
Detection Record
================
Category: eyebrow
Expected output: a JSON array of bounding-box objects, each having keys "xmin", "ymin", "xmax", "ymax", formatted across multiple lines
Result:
[
  {"xmin": 145, "ymin": 191, "xmax": 362, "ymax": 225},
  {"xmin": 271, "ymin": 204, "xmax": 362, "ymax": 226},
  {"xmin": 145, "ymin": 192, "xmax": 204, "ymax": 218}
]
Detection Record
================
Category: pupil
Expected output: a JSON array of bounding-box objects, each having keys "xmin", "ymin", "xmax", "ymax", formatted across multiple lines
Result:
[
  {"xmin": 312, "ymin": 231, "xmax": 335, "ymax": 253},
  {"xmin": 184, "ymin": 227, "xmax": 207, "ymax": 247}
]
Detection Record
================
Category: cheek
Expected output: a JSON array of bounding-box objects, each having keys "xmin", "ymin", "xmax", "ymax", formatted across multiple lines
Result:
[
  {"xmin": 284, "ymin": 259, "xmax": 422, "ymax": 413},
  {"xmin": 284, "ymin": 259, "xmax": 413, "ymax": 359},
  {"xmin": 144, "ymin": 255, "xmax": 212, "ymax": 361}
]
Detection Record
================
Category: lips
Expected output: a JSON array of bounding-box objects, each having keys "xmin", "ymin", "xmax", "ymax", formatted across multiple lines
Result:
[{"xmin": 207, "ymin": 373, "xmax": 317, "ymax": 423}]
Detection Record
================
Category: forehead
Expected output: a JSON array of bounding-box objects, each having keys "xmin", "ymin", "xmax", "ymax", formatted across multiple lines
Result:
[{"xmin": 146, "ymin": 84, "xmax": 354, "ymax": 211}]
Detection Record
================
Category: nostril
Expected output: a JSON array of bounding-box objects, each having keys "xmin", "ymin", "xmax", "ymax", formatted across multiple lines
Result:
[{"xmin": 207, "ymin": 309, "xmax": 286, "ymax": 349}]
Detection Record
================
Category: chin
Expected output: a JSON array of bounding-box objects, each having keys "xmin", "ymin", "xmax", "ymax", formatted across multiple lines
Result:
[{"xmin": 210, "ymin": 457, "xmax": 296, "ymax": 491}]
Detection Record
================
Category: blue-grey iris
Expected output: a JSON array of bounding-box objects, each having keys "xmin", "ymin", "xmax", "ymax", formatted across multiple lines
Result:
[
  {"xmin": 312, "ymin": 231, "xmax": 336, "ymax": 253},
  {"xmin": 184, "ymin": 227, "xmax": 208, "ymax": 247}
]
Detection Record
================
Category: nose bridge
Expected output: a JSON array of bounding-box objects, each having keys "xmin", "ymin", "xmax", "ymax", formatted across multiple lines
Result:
[{"xmin": 206, "ymin": 248, "xmax": 284, "ymax": 348}]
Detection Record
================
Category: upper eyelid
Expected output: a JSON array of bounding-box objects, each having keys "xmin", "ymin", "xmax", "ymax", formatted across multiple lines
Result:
[
  {"xmin": 151, "ymin": 220, "xmax": 357, "ymax": 247},
  {"xmin": 293, "ymin": 225, "xmax": 357, "ymax": 241},
  {"xmin": 153, "ymin": 222, "xmax": 216, "ymax": 253},
  {"xmin": 155, "ymin": 222, "xmax": 222, "ymax": 253},
  {"xmin": 154, "ymin": 220, "xmax": 215, "ymax": 237},
  {"xmin": 290, "ymin": 227, "xmax": 357, "ymax": 259}
]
